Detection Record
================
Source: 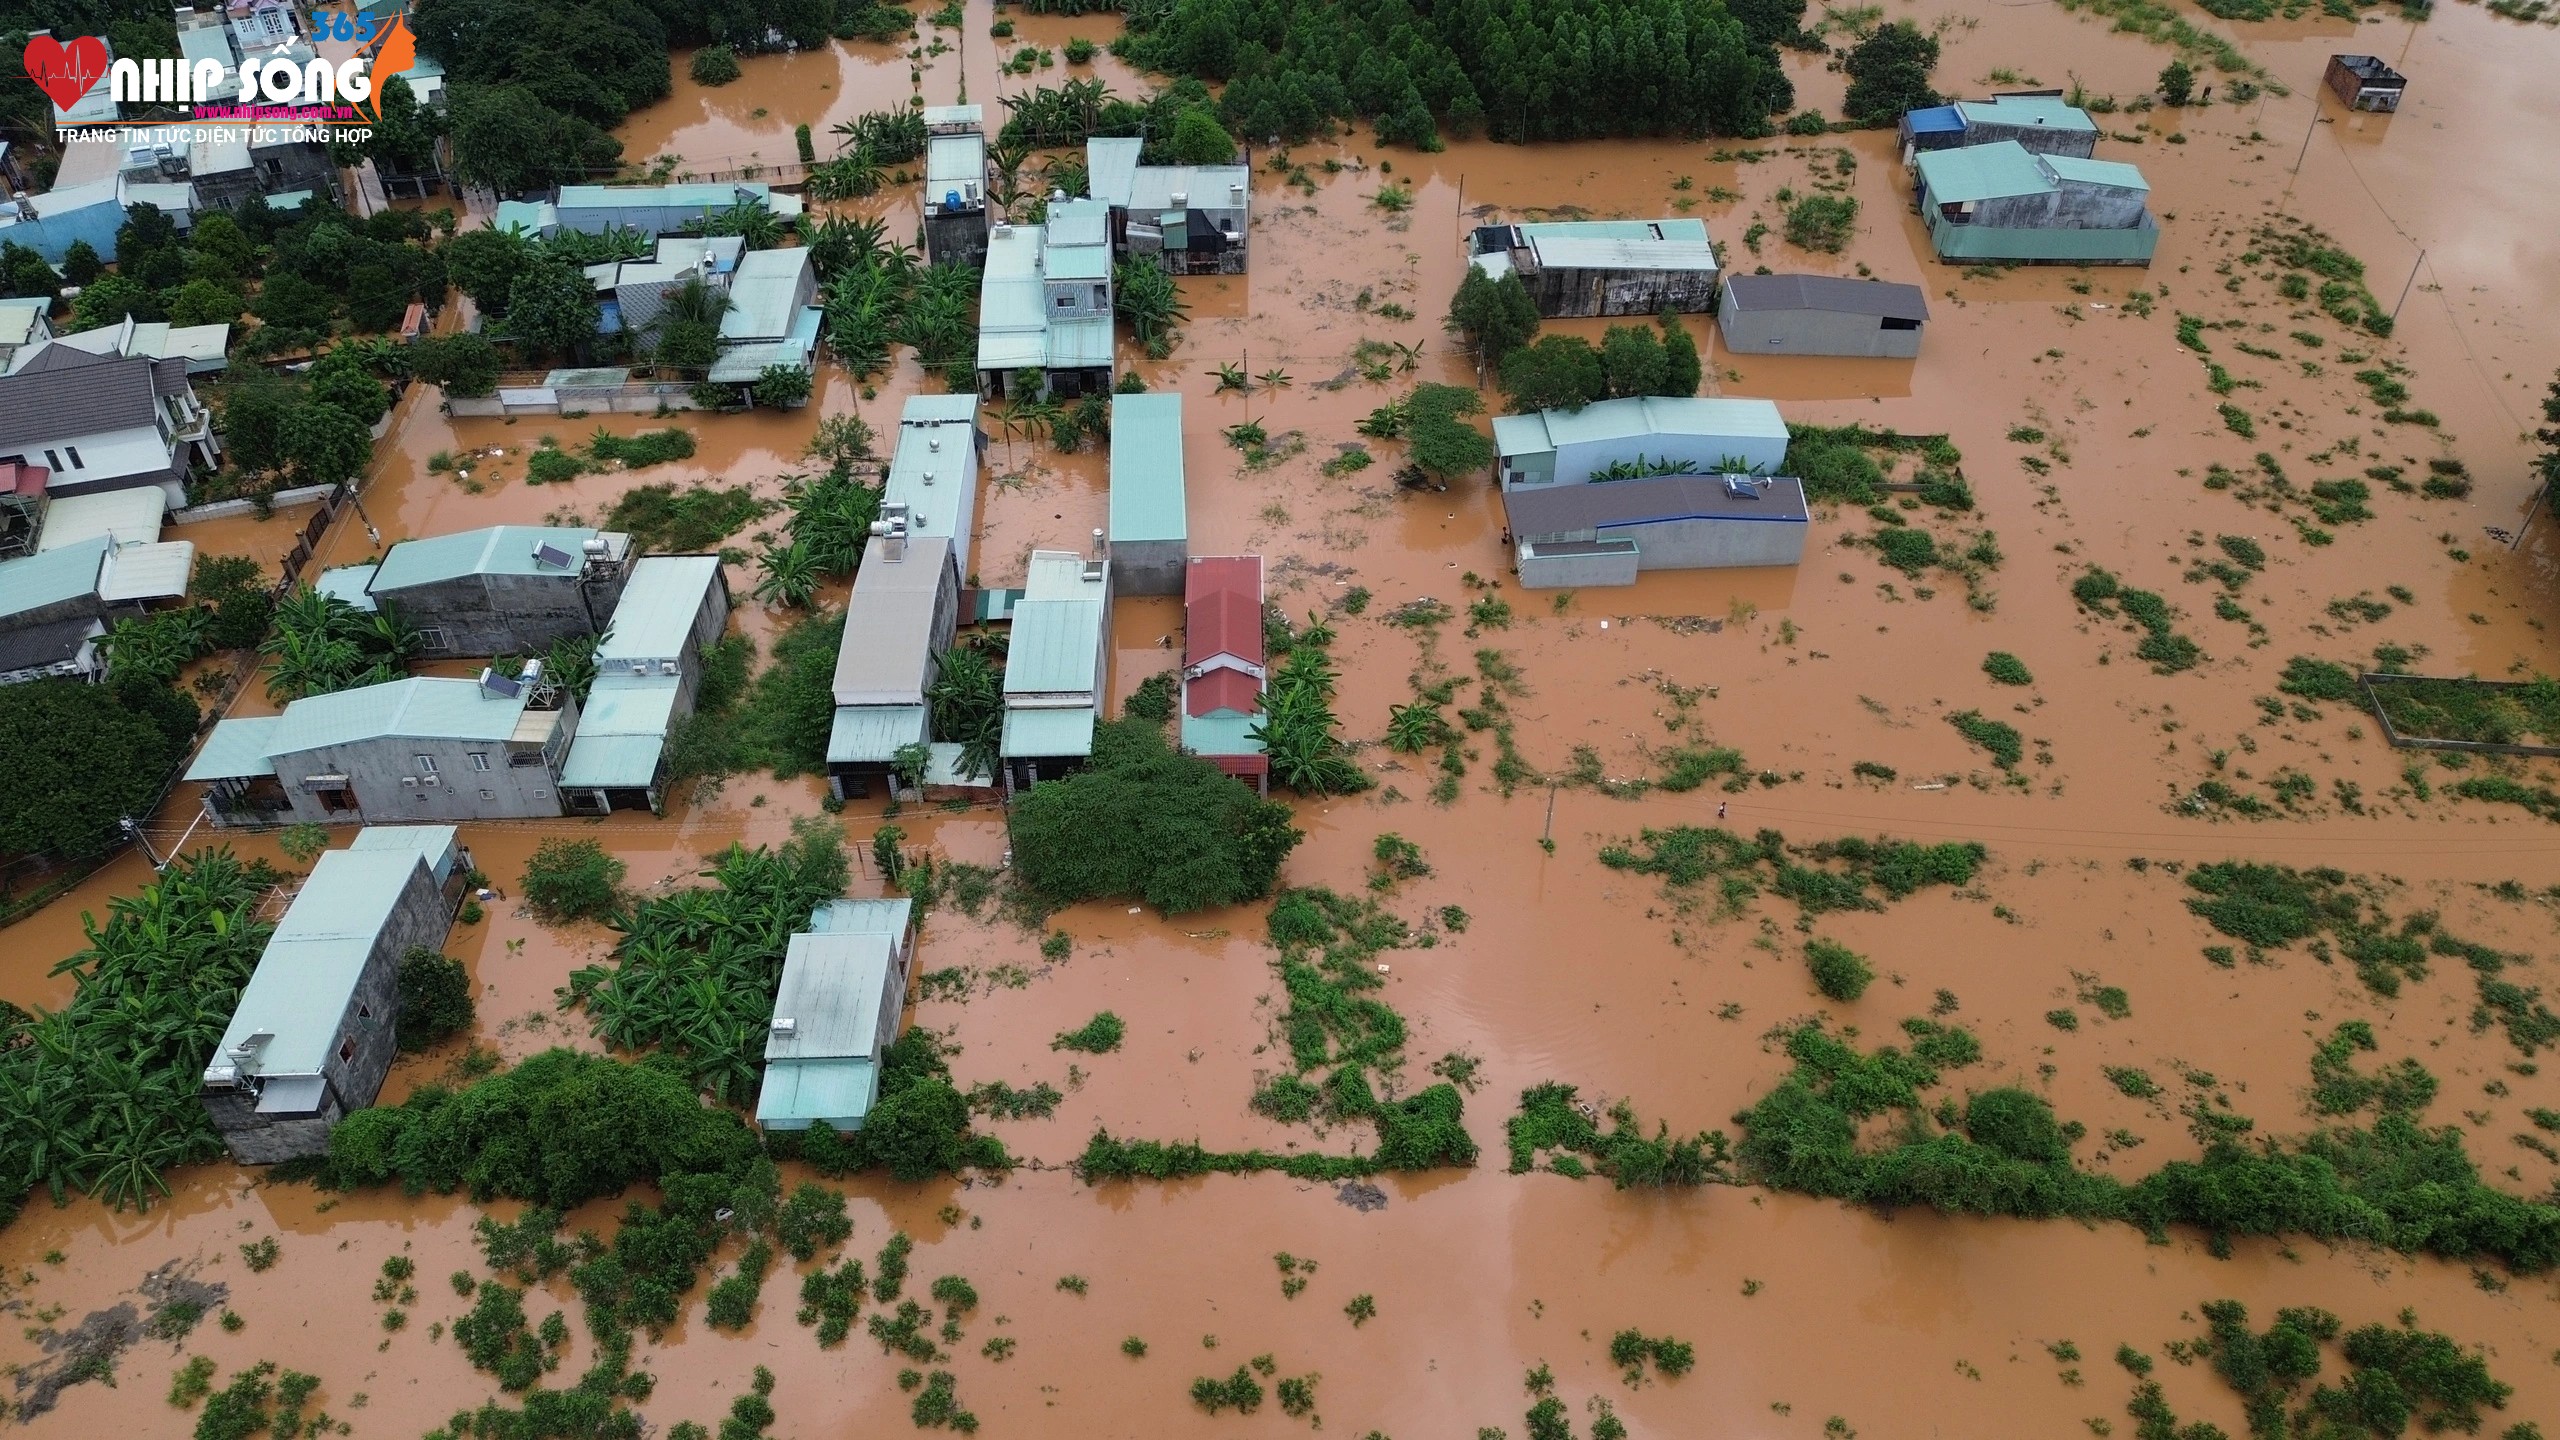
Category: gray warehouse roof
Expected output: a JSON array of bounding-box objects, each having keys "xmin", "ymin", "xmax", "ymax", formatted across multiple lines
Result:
[
  {"xmin": 371, "ymin": 526, "xmax": 604, "ymax": 592},
  {"xmin": 1504, "ymin": 474, "xmax": 1811, "ymax": 536},
  {"xmin": 830, "ymin": 534, "xmax": 954, "ymax": 706},
  {"xmin": 1722, "ymin": 274, "xmax": 1929, "ymax": 323}
]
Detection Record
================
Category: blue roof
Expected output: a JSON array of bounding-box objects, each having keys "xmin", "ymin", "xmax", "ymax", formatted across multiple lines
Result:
[
  {"xmin": 0, "ymin": 535, "xmax": 105, "ymax": 620},
  {"xmin": 1905, "ymin": 105, "xmax": 1964, "ymax": 134},
  {"xmin": 1109, "ymin": 392, "xmax": 1186, "ymax": 544}
]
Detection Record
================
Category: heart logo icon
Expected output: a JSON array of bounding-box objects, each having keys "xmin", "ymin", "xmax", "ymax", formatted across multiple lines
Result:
[{"xmin": 23, "ymin": 34, "xmax": 109, "ymax": 113}]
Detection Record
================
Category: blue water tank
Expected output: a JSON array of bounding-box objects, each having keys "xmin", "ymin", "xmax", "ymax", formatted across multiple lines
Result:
[{"xmin": 944, "ymin": 189, "xmax": 962, "ymax": 211}]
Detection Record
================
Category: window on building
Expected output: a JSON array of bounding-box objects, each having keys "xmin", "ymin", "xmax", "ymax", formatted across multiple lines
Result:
[
  {"xmin": 1881, "ymin": 317, "xmax": 1920, "ymax": 331},
  {"xmin": 43, "ymin": 449, "xmax": 59, "ymax": 470},
  {"xmin": 468, "ymin": 752, "xmax": 491, "ymax": 771},
  {"xmin": 417, "ymin": 627, "xmax": 450, "ymax": 652},
  {"xmin": 62, "ymin": 446, "xmax": 80, "ymax": 469},
  {"xmin": 338, "ymin": 1038, "xmax": 356, "ymax": 1062},
  {"xmin": 1054, "ymin": 294, "xmax": 1073, "ymax": 309},
  {"xmin": 357, "ymin": 1004, "xmax": 372, "ymax": 1020},
  {"xmin": 510, "ymin": 752, "xmax": 543, "ymax": 767},
  {"xmin": 414, "ymin": 755, "xmax": 436, "ymax": 773}
]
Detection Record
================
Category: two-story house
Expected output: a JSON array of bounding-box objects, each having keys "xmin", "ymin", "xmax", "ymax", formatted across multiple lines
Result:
[
  {"xmin": 0, "ymin": 344, "xmax": 219, "ymax": 505},
  {"xmin": 1000, "ymin": 540, "xmax": 1111, "ymax": 790}
]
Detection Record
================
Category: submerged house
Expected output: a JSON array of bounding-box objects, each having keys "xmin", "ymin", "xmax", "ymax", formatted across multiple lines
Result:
[
  {"xmin": 1491, "ymin": 396, "xmax": 1790, "ymax": 492},
  {"xmin": 1466, "ymin": 219, "xmax": 1720, "ymax": 318},
  {"xmin": 320, "ymin": 525, "xmax": 632, "ymax": 658},
  {"xmin": 495, "ymin": 183, "xmax": 803, "ymax": 240},
  {"xmin": 1180, "ymin": 555, "xmax": 1267, "ymax": 791},
  {"xmin": 1000, "ymin": 543, "xmax": 1110, "ymax": 791},
  {"xmin": 883, "ymin": 394, "xmax": 984, "ymax": 578},
  {"xmin": 922, "ymin": 106, "xmax": 990, "ymax": 268},
  {"xmin": 200, "ymin": 825, "xmax": 469, "ymax": 1163},
  {"xmin": 825, "ymin": 528, "xmax": 961, "ymax": 801},
  {"xmin": 973, "ymin": 198, "xmax": 1116, "ymax": 400},
  {"xmin": 0, "ymin": 531, "xmax": 197, "ymax": 684},
  {"xmin": 186, "ymin": 666, "xmax": 580, "ymax": 827},
  {"xmin": 559, "ymin": 554, "xmax": 732, "ymax": 814},
  {"xmin": 755, "ymin": 899, "xmax": 916, "ymax": 1133},
  {"xmin": 1505, "ymin": 473, "xmax": 1810, "ymax": 589},
  {"xmin": 1911, "ymin": 141, "xmax": 2155, "ymax": 266},
  {"xmin": 1107, "ymin": 392, "xmax": 1186, "ymax": 595},
  {"xmin": 2325, "ymin": 55, "xmax": 2407, "ymax": 113},
  {"xmin": 708, "ymin": 246, "xmax": 822, "ymax": 394},
  {"xmin": 1717, "ymin": 274, "xmax": 1929, "ymax": 359},
  {"xmin": 585, "ymin": 235, "xmax": 744, "ymax": 337},
  {"xmin": 1898, "ymin": 97, "xmax": 2098, "ymax": 163},
  {"xmin": 1084, "ymin": 137, "xmax": 1249, "ymax": 275}
]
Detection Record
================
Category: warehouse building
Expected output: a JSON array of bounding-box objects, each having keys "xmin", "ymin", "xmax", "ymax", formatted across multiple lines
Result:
[
  {"xmin": 1466, "ymin": 219, "xmax": 1720, "ymax": 317},
  {"xmin": 1717, "ymin": 274, "xmax": 1929, "ymax": 359}
]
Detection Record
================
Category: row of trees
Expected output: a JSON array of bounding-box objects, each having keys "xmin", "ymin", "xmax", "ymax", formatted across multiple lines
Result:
[
  {"xmin": 1448, "ymin": 264, "xmax": 1705, "ymax": 411},
  {"xmin": 1124, "ymin": 0, "xmax": 1805, "ymax": 148}
]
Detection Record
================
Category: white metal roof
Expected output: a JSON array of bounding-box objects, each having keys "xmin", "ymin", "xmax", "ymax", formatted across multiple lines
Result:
[
  {"xmin": 95, "ymin": 539, "xmax": 193, "ymax": 602},
  {"xmin": 36, "ymin": 487, "xmax": 164, "ymax": 551}
]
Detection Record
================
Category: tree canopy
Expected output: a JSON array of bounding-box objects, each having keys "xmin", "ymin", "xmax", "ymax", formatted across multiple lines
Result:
[
  {"xmin": 0, "ymin": 679, "xmax": 193, "ymax": 861},
  {"xmin": 1009, "ymin": 721, "xmax": 1303, "ymax": 914},
  {"xmin": 1840, "ymin": 20, "xmax": 1942, "ymax": 128},
  {"xmin": 1447, "ymin": 264, "xmax": 1540, "ymax": 364}
]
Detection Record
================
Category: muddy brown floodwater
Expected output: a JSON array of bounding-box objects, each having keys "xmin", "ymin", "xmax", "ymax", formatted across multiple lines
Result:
[{"xmin": 10, "ymin": 1, "xmax": 2560, "ymax": 1436}]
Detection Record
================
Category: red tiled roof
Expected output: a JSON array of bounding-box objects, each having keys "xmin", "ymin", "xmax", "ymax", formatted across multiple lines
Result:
[
  {"xmin": 1187, "ymin": 667, "xmax": 1260, "ymax": 719},
  {"xmin": 1183, "ymin": 555, "xmax": 1262, "ymax": 669}
]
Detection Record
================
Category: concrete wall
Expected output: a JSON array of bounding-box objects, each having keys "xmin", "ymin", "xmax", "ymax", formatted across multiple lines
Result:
[
  {"xmin": 1515, "ymin": 518, "xmax": 1806, "ymax": 587},
  {"xmin": 386, "ymin": 570, "xmax": 616, "ymax": 658},
  {"xmin": 1971, "ymin": 181, "xmax": 2150, "ymax": 232},
  {"xmin": 1925, "ymin": 208, "xmax": 2157, "ymax": 265},
  {"xmin": 667, "ymin": 570, "xmax": 733, "ymax": 715},
  {"xmin": 925, "ymin": 206, "xmax": 988, "ymax": 269},
  {"xmin": 1526, "ymin": 264, "xmax": 1720, "ymax": 319},
  {"xmin": 1717, "ymin": 294, "xmax": 1923, "ymax": 360},
  {"xmin": 262, "ymin": 710, "xmax": 576, "ymax": 826},
  {"xmin": 1516, "ymin": 540, "xmax": 1640, "ymax": 589},
  {"xmin": 1963, "ymin": 122, "xmax": 2096, "ymax": 159},
  {"xmin": 1112, "ymin": 539, "xmax": 1186, "ymax": 597}
]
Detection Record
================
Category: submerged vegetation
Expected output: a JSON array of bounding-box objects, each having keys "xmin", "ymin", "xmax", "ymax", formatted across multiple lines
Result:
[{"xmin": 1598, "ymin": 827, "xmax": 1985, "ymax": 920}]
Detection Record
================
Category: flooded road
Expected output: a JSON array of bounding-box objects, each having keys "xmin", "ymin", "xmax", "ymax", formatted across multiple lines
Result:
[{"xmin": 10, "ymin": 1, "xmax": 2560, "ymax": 1436}]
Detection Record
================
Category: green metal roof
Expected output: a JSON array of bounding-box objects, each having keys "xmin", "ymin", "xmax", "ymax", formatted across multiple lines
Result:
[
  {"xmin": 1046, "ymin": 315, "xmax": 1115, "ymax": 369},
  {"xmin": 1108, "ymin": 393, "xmax": 1186, "ymax": 544},
  {"xmin": 0, "ymin": 535, "xmax": 105, "ymax": 619},
  {"xmin": 315, "ymin": 564, "xmax": 379, "ymax": 613},
  {"xmin": 1531, "ymin": 396, "xmax": 1788, "ymax": 453},
  {"xmin": 1957, "ymin": 98, "xmax": 2097, "ymax": 133},
  {"xmin": 265, "ymin": 677, "xmax": 535, "ymax": 757},
  {"xmin": 1085, "ymin": 137, "xmax": 1142, "ymax": 207},
  {"xmin": 1914, "ymin": 142, "xmax": 2055, "ymax": 204},
  {"xmin": 185, "ymin": 714, "xmax": 283, "ymax": 781},
  {"xmin": 372, "ymin": 526, "xmax": 598, "ymax": 592},
  {"xmin": 1005, "ymin": 599, "xmax": 1105, "ymax": 694},
  {"xmin": 1490, "ymin": 413, "xmax": 1553, "ymax": 460},
  {"xmin": 1002, "ymin": 705, "xmax": 1096, "ymax": 758},
  {"xmin": 209, "ymin": 829, "xmax": 448, "ymax": 1080},
  {"xmin": 558, "ymin": 675, "xmax": 679, "ymax": 789},
  {"xmin": 598, "ymin": 555, "xmax": 722, "ymax": 663},
  {"xmin": 826, "ymin": 703, "xmax": 930, "ymax": 764},
  {"xmin": 2044, "ymin": 155, "xmax": 2150, "ymax": 192},
  {"xmin": 809, "ymin": 898, "xmax": 914, "ymax": 934},
  {"xmin": 755, "ymin": 1056, "xmax": 879, "ymax": 1130},
  {"xmin": 719, "ymin": 248, "xmax": 813, "ymax": 342},
  {"xmin": 1517, "ymin": 217, "xmax": 1710, "ymax": 245},
  {"xmin": 1180, "ymin": 711, "xmax": 1263, "ymax": 757}
]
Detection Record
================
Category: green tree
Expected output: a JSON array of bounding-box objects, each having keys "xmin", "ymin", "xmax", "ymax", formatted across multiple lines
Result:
[
  {"xmin": 1113, "ymin": 259, "xmax": 1187, "ymax": 349},
  {"xmin": 1659, "ymin": 309, "xmax": 1703, "ymax": 396},
  {"xmin": 1499, "ymin": 334, "xmax": 1606, "ymax": 412},
  {"xmin": 253, "ymin": 272, "xmax": 339, "ymax": 335},
  {"xmin": 443, "ymin": 227, "xmax": 534, "ymax": 314},
  {"xmin": 2158, "ymin": 60, "xmax": 2195, "ymax": 107},
  {"xmin": 279, "ymin": 401, "xmax": 374, "ymax": 488},
  {"xmin": 307, "ymin": 354, "xmax": 393, "ymax": 427},
  {"xmin": 165, "ymin": 279, "xmax": 247, "ymax": 329},
  {"xmin": 0, "ymin": 241, "xmax": 59, "ymax": 302},
  {"xmin": 1447, "ymin": 265, "xmax": 1540, "ymax": 364},
  {"xmin": 411, "ymin": 333, "xmax": 504, "ymax": 397},
  {"xmin": 1167, "ymin": 106, "xmax": 1235, "ymax": 165},
  {"xmin": 1599, "ymin": 322, "xmax": 1670, "ymax": 399},
  {"xmin": 71, "ymin": 274, "xmax": 155, "ymax": 331},
  {"xmin": 449, "ymin": 84, "xmax": 624, "ymax": 195},
  {"xmin": 1405, "ymin": 383, "xmax": 1495, "ymax": 481},
  {"xmin": 690, "ymin": 44, "xmax": 743, "ymax": 85},
  {"xmin": 754, "ymin": 364, "xmax": 812, "ymax": 409},
  {"xmin": 522, "ymin": 838, "xmax": 627, "ymax": 921},
  {"xmin": 396, "ymin": 950, "xmax": 475, "ymax": 1052},
  {"xmin": 0, "ymin": 681, "xmax": 186, "ymax": 859},
  {"xmin": 219, "ymin": 379, "xmax": 298, "ymax": 476},
  {"xmin": 1841, "ymin": 21, "xmax": 1942, "ymax": 127},
  {"xmin": 499, "ymin": 262, "xmax": 601, "ymax": 360},
  {"xmin": 59, "ymin": 240, "xmax": 104, "ymax": 287},
  {"xmin": 1008, "ymin": 721, "xmax": 1303, "ymax": 913}
]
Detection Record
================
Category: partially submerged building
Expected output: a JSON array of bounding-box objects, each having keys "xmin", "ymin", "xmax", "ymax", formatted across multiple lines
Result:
[
  {"xmin": 1717, "ymin": 274, "xmax": 1929, "ymax": 359},
  {"xmin": 755, "ymin": 898, "xmax": 916, "ymax": 1133},
  {"xmin": 200, "ymin": 825, "xmax": 468, "ymax": 1163},
  {"xmin": 586, "ymin": 235, "xmax": 743, "ymax": 337},
  {"xmin": 922, "ymin": 106, "xmax": 990, "ymax": 269},
  {"xmin": 1897, "ymin": 97, "xmax": 2098, "ymax": 162},
  {"xmin": 559, "ymin": 554, "xmax": 731, "ymax": 814},
  {"xmin": 1504, "ymin": 473, "xmax": 1810, "ymax": 589},
  {"xmin": 1000, "ymin": 543, "xmax": 1110, "ymax": 790},
  {"xmin": 974, "ymin": 198, "xmax": 1115, "ymax": 399},
  {"xmin": 0, "ymin": 531, "xmax": 196, "ymax": 684},
  {"xmin": 1181, "ymin": 555, "xmax": 1266, "ymax": 791},
  {"xmin": 824, "ymin": 528, "xmax": 961, "ymax": 801},
  {"xmin": 706, "ymin": 247, "xmax": 822, "ymax": 399},
  {"xmin": 883, "ymin": 394, "xmax": 983, "ymax": 577},
  {"xmin": 494, "ymin": 182, "xmax": 803, "ymax": 240},
  {"xmin": 1085, "ymin": 137, "xmax": 1249, "ymax": 275},
  {"xmin": 1491, "ymin": 396, "xmax": 1790, "ymax": 491},
  {"xmin": 1911, "ymin": 142, "xmax": 2155, "ymax": 266},
  {"xmin": 186, "ymin": 666, "xmax": 580, "ymax": 827},
  {"xmin": 1107, "ymin": 392, "xmax": 1186, "ymax": 595},
  {"xmin": 321, "ymin": 525, "xmax": 632, "ymax": 658},
  {"xmin": 1466, "ymin": 219, "xmax": 1719, "ymax": 318},
  {"xmin": 2325, "ymin": 55, "xmax": 2407, "ymax": 112}
]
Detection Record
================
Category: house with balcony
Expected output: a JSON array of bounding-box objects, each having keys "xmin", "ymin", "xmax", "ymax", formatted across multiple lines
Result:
[
  {"xmin": 974, "ymin": 198, "xmax": 1115, "ymax": 399},
  {"xmin": 0, "ymin": 343, "xmax": 219, "ymax": 505},
  {"xmin": 883, "ymin": 393, "xmax": 984, "ymax": 578},
  {"xmin": 1085, "ymin": 137, "xmax": 1249, "ymax": 275}
]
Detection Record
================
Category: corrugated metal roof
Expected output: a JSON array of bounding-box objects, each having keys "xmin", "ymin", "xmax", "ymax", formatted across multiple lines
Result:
[
  {"xmin": 809, "ymin": 897, "xmax": 914, "ymax": 934},
  {"xmin": 1517, "ymin": 218, "xmax": 1711, "ymax": 245},
  {"xmin": 1958, "ymin": 97, "xmax": 2097, "ymax": 133},
  {"xmin": 184, "ymin": 714, "xmax": 282, "ymax": 780},
  {"xmin": 1181, "ymin": 710, "xmax": 1264, "ymax": 757},
  {"xmin": 350, "ymin": 824, "xmax": 460, "ymax": 884},
  {"xmin": 0, "ymin": 535, "xmax": 105, "ymax": 618},
  {"xmin": 0, "ymin": 615, "xmax": 98, "ymax": 676},
  {"xmin": 922, "ymin": 104, "xmax": 983, "ymax": 128},
  {"xmin": 1185, "ymin": 668, "xmax": 1260, "ymax": 720},
  {"xmin": 1536, "ymin": 396, "xmax": 1789, "ymax": 452},
  {"xmin": 826, "ymin": 703, "xmax": 930, "ymax": 764},
  {"xmin": 97, "ymin": 540, "xmax": 193, "ymax": 602},
  {"xmin": 1044, "ymin": 242, "xmax": 1110, "ymax": 281},
  {"xmin": 1046, "ymin": 198, "xmax": 1111, "ymax": 248},
  {"xmin": 924, "ymin": 741, "xmax": 996, "ymax": 787},
  {"xmin": 1722, "ymin": 274, "xmax": 1929, "ymax": 322},
  {"xmin": 707, "ymin": 337, "xmax": 813, "ymax": 383},
  {"xmin": 599, "ymin": 555, "xmax": 721, "ymax": 663},
  {"xmin": 558, "ymin": 674, "xmax": 679, "ymax": 789},
  {"xmin": 1490, "ymin": 413, "xmax": 1552, "ymax": 460},
  {"xmin": 1006, "ymin": 599, "xmax": 1105, "ymax": 695},
  {"xmin": 1504, "ymin": 474, "xmax": 1812, "ymax": 536},
  {"xmin": 766, "ymin": 931, "xmax": 896, "ymax": 1060},
  {"xmin": 1023, "ymin": 548, "xmax": 1098, "ymax": 601},
  {"xmin": 1127, "ymin": 164, "xmax": 1249, "ymax": 213},
  {"xmin": 1002, "ymin": 704, "xmax": 1095, "ymax": 758},
  {"xmin": 2044, "ymin": 154, "xmax": 2150, "ymax": 192},
  {"xmin": 315, "ymin": 564, "xmax": 380, "ymax": 613},
  {"xmin": 492, "ymin": 200, "xmax": 555, "ymax": 235},
  {"xmin": 925, "ymin": 132, "xmax": 986, "ymax": 193},
  {"xmin": 754, "ymin": 1056, "xmax": 879, "ymax": 1129},
  {"xmin": 831, "ymin": 533, "xmax": 952, "ymax": 705},
  {"xmin": 1108, "ymin": 393, "xmax": 1186, "ymax": 544},
  {"xmin": 719, "ymin": 247, "xmax": 813, "ymax": 343},
  {"xmin": 1086, "ymin": 137, "xmax": 1142, "ymax": 207},
  {"xmin": 884, "ymin": 396, "xmax": 980, "ymax": 571},
  {"xmin": 209, "ymin": 831, "xmax": 445, "ymax": 1079},
  {"xmin": 266, "ymin": 676, "xmax": 535, "ymax": 756},
  {"xmin": 372, "ymin": 526, "xmax": 598, "ymax": 591},
  {"xmin": 1182, "ymin": 555, "xmax": 1261, "ymax": 669},
  {"xmin": 1903, "ymin": 104, "xmax": 1964, "ymax": 134},
  {"xmin": 1526, "ymin": 236, "xmax": 1718, "ymax": 273},
  {"xmin": 0, "ymin": 297, "xmax": 47, "ymax": 347},
  {"xmin": 1046, "ymin": 315, "xmax": 1114, "ymax": 369},
  {"xmin": 559, "ymin": 182, "xmax": 774, "ymax": 211},
  {"xmin": 1914, "ymin": 142, "xmax": 2054, "ymax": 204}
]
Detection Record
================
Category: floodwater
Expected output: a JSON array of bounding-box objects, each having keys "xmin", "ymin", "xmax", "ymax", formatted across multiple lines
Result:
[{"xmin": 11, "ymin": 1, "xmax": 2560, "ymax": 1435}]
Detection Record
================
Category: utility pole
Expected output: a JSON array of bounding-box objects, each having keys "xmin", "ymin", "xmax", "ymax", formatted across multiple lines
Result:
[
  {"xmin": 119, "ymin": 816, "xmax": 165, "ymax": 871},
  {"xmin": 2388, "ymin": 248, "xmax": 2426, "ymax": 325}
]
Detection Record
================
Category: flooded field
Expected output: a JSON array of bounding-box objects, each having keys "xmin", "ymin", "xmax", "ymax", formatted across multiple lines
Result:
[{"xmin": 8, "ymin": 2, "xmax": 2560, "ymax": 1437}]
